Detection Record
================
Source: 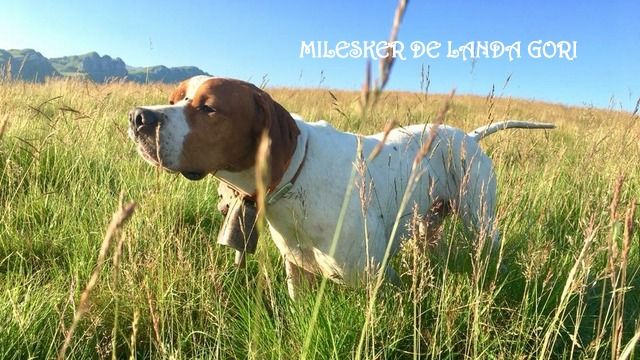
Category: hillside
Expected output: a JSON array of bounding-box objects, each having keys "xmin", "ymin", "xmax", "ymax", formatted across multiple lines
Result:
[
  {"xmin": 0, "ymin": 48, "xmax": 210, "ymax": 83},
  {"xmin": 50, "ymin": 52, "xmax": 127, "ymax": 82},
  {"xmin": 127, "ymin": 65, "xmax": 210, "ymax": 83},
  {"xmin": 0, "ymin": 49, "xmax": 60, "ymax": 82}
]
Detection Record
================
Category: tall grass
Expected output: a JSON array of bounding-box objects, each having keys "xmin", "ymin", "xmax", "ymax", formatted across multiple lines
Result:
[{"xmin": 0, "ymin": 77, "xmax": 639, "ymax": 359}]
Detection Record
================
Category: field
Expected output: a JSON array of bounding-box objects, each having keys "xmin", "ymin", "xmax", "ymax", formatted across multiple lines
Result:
[{"xmin": 0, "ymin": 78, "xmax": 639, "ymax": 359}]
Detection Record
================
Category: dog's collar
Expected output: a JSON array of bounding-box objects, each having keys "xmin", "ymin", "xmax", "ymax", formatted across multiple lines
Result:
[
  {"xmin": 265, "ymin": 135, "xmax": 309, "ymax": 204},
  {"xmin": 217, "ymin": 130, "xmax": 309, "ymax": 205}
]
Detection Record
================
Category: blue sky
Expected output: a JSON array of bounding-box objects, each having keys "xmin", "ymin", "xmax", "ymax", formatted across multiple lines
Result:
[{"xmin": 1, "ymin": 1, "xmax": 638, "ymax": 110}]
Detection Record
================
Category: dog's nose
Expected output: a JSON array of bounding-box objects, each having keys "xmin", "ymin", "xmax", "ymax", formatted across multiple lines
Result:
[{"xmin": 129, "ymin": 108, "xmax": 159, "ymax": 129}]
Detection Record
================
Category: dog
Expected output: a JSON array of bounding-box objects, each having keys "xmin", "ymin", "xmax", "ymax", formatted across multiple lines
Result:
[{"xmin": 128, "ymin": 76, "xmax": 554, "ymax": 298}]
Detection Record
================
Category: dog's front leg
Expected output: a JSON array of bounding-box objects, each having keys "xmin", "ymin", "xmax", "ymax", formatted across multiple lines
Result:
[{"xmin": 284, "ymin": 259, "xmax": 316, "ymax": 299}]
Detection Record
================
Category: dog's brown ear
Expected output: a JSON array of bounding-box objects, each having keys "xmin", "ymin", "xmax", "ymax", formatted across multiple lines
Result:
[
  {"xmin": 168, "ymin": 80, "xmax": 189, "ymax": 104},
  {"xmin": 253, "ymin": 89, "xmax": 300, "ymax": 189}
]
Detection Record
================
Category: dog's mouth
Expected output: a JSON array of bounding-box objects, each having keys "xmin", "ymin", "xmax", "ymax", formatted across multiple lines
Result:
[
  {"xmin": 134, "ymin": 140, "xmax": 161, "ymax": 166},
  {"xmin": 130, "ymin": 126, "xmax": 207, "ymax": 181},
  {"xmin": 180, "ymin": 172, "xmax": 207, "ymax": 181}
]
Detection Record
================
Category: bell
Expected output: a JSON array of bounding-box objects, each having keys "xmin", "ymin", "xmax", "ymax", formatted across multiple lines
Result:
[{"xmin": 216, "ymin": 183, "xmax": 259, "ymax": 266}]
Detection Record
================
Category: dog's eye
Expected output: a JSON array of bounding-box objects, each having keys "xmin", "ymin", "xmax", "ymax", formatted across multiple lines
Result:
[{"xmin": 198, "ymin": 105, "xmax": 217, "ymax": 114}]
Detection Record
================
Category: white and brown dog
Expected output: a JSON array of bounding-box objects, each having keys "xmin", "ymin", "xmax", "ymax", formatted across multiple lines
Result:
[{"xmin": 128, "ymin": 76, "xmax": 553, "ymax": 298}]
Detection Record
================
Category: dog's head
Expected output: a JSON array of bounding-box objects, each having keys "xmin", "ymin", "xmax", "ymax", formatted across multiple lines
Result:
[{"xmin": 128, "ymin": 76, "xmax": 300, "ymax": 182}]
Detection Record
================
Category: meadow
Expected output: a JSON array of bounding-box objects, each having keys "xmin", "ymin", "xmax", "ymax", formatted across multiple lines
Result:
[{"xmin": 0, "ymin": 78, "xmax": 639, "ymax": 359}]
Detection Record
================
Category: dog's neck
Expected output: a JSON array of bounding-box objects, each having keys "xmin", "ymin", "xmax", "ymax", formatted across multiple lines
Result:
[{"xmin": 215, "ymin": 121, "xmax": 308, "ymax": 201}]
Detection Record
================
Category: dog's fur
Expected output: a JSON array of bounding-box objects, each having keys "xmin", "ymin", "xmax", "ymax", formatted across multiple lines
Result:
[{"xmin": 128, "ymin": 76, "xmax": 554, "ymax": 298}]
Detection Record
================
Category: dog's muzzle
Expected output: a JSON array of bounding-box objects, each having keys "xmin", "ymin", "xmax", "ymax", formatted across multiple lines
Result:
[
  {"xmin": 128, "ymin": 107, "xmax": 206, "ymax": 180},
  {"xmin": 129, "ymin": 107, "xmax": 161, "ymax": 138},
  {"xmin": 128, "ymin": 107, "xmax": 164, "ymax": 167}
]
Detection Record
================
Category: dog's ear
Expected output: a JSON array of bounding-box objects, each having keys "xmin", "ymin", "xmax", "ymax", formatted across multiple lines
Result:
[
  {"xmin": 252, "ymin": 89, "xmax": 300, "ymax": 189},
  {"xmin": 168, "ymin": 80, "xmax": 189, "ymax": 104}
]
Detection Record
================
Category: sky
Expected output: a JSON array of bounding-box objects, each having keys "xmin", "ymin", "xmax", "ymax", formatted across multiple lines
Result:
[{"xmin": 1, "ymin": 1, "xmax": 638, "ymax": 111}]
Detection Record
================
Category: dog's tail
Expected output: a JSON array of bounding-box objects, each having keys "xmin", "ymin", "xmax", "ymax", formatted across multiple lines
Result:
[{"xmin": 467, "ymin": 121, "xmax": 555, "ymax": 141}]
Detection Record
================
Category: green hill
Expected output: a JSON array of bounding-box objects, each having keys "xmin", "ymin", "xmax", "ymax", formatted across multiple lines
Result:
[
  {"xmin": 1, "ymin": 48, "xmax": 210, "ymax": 84},
  {"xmin": 127, "ymin": 65, "xmax": 209, "ymax": 83},
  {"xmin": 0, "ymin": 49, "xmax": 60, "ymax": 82},
  {"xmin": 50, "ymin": 52, "xmax": 128, "ymax": 82}
]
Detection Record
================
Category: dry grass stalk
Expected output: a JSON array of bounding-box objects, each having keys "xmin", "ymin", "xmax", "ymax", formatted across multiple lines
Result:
[
  {"xmin": 607, "ymin": 175, "xmax": 625, "ymax": 292},
  {"xmin": 613, "ymin": 200, "xmax": 636, "ymax": 358},
  {"xmin": 57, "ymin": 200, "xmax": 136, "ymax": 360},
  {"xmin": 110, "ymin": 206, "xmax": 130, "ymax": 360},
  {"xmin": 539, "ymin": 215, "xmax": 596, "ymax": 359},
  {"xmin": 486, "ymin": 85, "xmax": 496, "ymax": 124},
  {"xmin": 129, "ymin": 309, "xmax": 139, "ymax": 360},
  {"xmin": 6, "ymin": 57, "xmax": 11, "ymax": 81},
  {"xmin": 360, "ymin": 0, "xmax": 409, "ymax": 111},
  {"xmin": 420, "ymin": 64, "xmax": 431, "ymax": 100},
  {"xmin": 414, "ymin": 90, "xmax": 455, "ymax": 167},
  {"xmin": 254, "ymin": 130, "xmax": 271, "ymax": 215},
  {"xmin": 154, "ymin": 121, "xmax": 164, "ymax": 183},
  {"xmin": 355, "ymin": 136, "xmax": 375, "ymax": 284},
  {"xmin": 17, "ymin": 55, "xmax": 28, "ymax": 81},
  {"xmin": 623, "ymin": 202, "xmax": 635, "ymax": 252},
  {"xmin": 360, "ymin": 61, "xmax": 372, "ymax": 111},
  {"xmin": 144, "ymin": 282, "xmax": 165, "ymax": 356},
  {"xmin": 631, "ymin": 97, "xmax": 639, "ymax": 119},
  {"xmin": 594, "ymin": 174, "xmax": 627, "ymax": 357},
  {"xmin": 609, "ymin": 174, "xmax": 625, "ymax": 223},
  {"xmin": 620, "ymin": 323, "xmax": 640, "ymax": 360},
  {"xmin": 368, "ymin": 119, "xmax": 397, "ymax": 160},
  {"xmin": 377, "ymin": 0, "xmax": 408, "ymax": 91},
  {"xmin": 0, "ymin": 114, "xmax": 7, "ymax": 139}
]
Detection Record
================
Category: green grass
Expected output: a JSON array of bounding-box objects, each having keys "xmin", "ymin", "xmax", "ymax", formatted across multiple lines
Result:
[{"xmin": 0, "ymin": 78, "xmax": 639, "ymax": 359}]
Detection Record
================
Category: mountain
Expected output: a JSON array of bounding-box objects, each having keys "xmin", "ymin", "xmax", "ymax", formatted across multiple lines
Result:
[
  {"xmin": 50, "ymin": 52, "xmax": 128, "ymax": 82},
  {"xmin": 127, "ymin": 65, "xmax": 209, "ymax": 83},
  {"xmin": 0, "ymin": 48, "xmax": 210, "ymax": 84},
  {"xmin": 0, "ymin": 49, "xmax": 60, "ymax": 82}
]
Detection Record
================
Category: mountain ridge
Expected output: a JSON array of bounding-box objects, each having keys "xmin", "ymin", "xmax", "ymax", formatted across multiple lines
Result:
[{"xmin": 0, "ymin": 48, "xmax": 210, "ymax": 83}]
